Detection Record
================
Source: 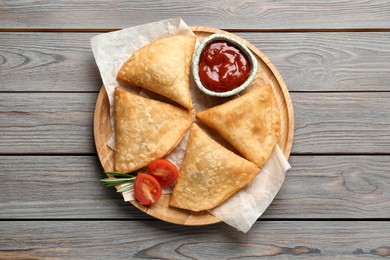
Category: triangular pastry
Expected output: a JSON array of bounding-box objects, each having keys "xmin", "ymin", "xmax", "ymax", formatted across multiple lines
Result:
[
  {"xmin": 169, "ymin": 124, "xmax": 259, "ymax": 212},
  {"xmin": 116, "ymin": 35, "xmax": 196, "ymax": 109},
  {"xmin": 114, "ymin": 87, "xmax": 194, "ymax": 173},
  {"xmin": 196, "ymin": 85, "xmax": 280, "ymax": 168}
]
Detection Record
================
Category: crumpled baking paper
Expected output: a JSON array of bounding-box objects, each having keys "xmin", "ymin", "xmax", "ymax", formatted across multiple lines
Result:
[{"xmin": 91, "ymin": 18, "xmax": 291, "ymax": 233}]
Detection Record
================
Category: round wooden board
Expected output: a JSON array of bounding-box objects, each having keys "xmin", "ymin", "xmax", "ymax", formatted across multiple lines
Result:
[{"xmin": 94, "ymin": 26, "xmax": 294, "ymax": 226}]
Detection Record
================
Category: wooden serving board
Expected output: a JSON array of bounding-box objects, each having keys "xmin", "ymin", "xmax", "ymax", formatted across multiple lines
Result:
[{"xmin": 94, "ymin": 27, "xmax": 294, "ymax": 226}]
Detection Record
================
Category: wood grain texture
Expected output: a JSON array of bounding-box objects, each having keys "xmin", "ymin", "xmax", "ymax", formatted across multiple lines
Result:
[
  {"xmin": 0, "ymin": 1, "xmax": 389, "ymax": 258},
  {"xmin": 2, "ymin": 32, "xmax": 390, "ymax": 92},
  {"xmin": 0, "ymin": 93, "xmax": 97, "ymax": 154},
  {"xmin": 1, "ymin": 1, "xmax": 390, "ymax": 30},
  {"xmin": 0, "ymin": 221, "xmax": 389, "ymax": 259},
  {"xmin": 292, "ymin": 92, "xmax": 390, "ymax": 154},
  {"xmin": 237, "ymin": 32, "xmax": 390, "ymax": 92},
  {"xmin": 0, "ymin": 155, "xmax": 388, "ymax": 219},
  {"xmin": 0, "ymin": 156, "xmax": 145, "ymax": 219},
  {"xmin": 270, "ymin": 155, "xmax": 390, "ymax": 218},
  {"xmin": 2, "ymin": 92, "xmax": 390, "ymax": 154},
  {"xmin": 0, "ymin": 32, "xmax": 102, "ymax": 92}
]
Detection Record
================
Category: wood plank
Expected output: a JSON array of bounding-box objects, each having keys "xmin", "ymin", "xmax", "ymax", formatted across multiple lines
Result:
[
  {"xmin": 1, "ymin": 32, "xmax": 390, "ymax": 92},
  {"xmin": 0, "ymin": 33, "xmax": 102, "ymax": 92},
  {"xmin": 236, "ymin": 32, "xmax": 390, "ymax": 92},
  {"xmin": 272, "ymin": 155, "xmax": 390, "ymax": 218},
  {"xmin": 1, "ymin": 92, "xmax": 390, "ymax": 154},
  {"xmin": 0, "ymin": 93, "xmax": 97, "ymax": 154},
  {"xmin": 0, "ymin": 155, "xmax": 388, "ymax": 219},
  {"xmin": 0, "ymin": 156, "xmax": 146, "ymax": 219},
  {"xmin": 0, "ymin": 221, "xmax": 389, "ymax": 258},
  {"xmin": 1, "ymin": 1, "xmax": 390, "ymax": 30},
  {"xmin": 292, "ymin": 92, "xmax": 390, "ymax": 154}
]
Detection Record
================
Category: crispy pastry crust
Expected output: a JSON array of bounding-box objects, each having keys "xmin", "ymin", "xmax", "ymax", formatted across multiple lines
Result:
[
  {"xmin": 169, "ymin": 124, "xmax": 259, "ymax": 212},
  {"xmin": 114, "ymin": 87, "xmax": 194, "ymax": 173},
  {"xmin": 116, "ymin": 35, "xmax": 196, "ymax": 109},
  {"xmin": 196, "ymin": 85, "xmax": 280, "ymax": 168}
]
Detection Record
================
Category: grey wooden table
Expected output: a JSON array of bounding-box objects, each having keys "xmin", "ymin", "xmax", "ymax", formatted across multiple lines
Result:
[{"xmin": 1, "ymin": 1, "xmax": 389, "ymax": 259}]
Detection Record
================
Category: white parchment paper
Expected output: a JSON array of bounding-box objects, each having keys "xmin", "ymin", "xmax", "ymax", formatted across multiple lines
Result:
[{"xmin": 91, "ymin": 18, "xmax": 291, "ymax": 233}]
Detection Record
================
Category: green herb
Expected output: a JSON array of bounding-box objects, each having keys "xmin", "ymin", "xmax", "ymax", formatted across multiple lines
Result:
[
  {"xmin": 104, "ymin": 171, "xmax": 136, "ymax": 178},
  {"xmin": 100, "ymin": 171, "xmax": 136, "ymax": 193}
]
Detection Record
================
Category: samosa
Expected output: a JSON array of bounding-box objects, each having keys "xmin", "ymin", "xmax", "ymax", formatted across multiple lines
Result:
[
  {"xmin": 117, "ymin": 35, "xmax": 196, "ymax": 109},
  {"xmin": 170, "ymin": 124, "xmax": 259, "ymax": 212},
  {"xmin": 114, "ymin": 87, "xmax": 194, "ymax": 173}
]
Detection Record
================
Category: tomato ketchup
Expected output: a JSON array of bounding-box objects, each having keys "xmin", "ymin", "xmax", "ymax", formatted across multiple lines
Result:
[{"xmin": 198, "ymin": 40, "xmax": 251, "ymax": 93}]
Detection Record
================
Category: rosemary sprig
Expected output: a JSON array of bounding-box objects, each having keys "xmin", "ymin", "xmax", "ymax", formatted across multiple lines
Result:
[{"xmin": 100, "ymin": 171, "xmax": 137, "ymax": 193}]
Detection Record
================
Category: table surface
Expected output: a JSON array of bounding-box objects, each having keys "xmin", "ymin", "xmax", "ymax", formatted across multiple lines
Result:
[{"xmin": 1, "ymin": 1, "xmax": 389, "ymax": 259}]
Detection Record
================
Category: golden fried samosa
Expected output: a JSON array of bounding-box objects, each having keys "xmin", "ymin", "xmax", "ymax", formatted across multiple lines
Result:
[
  {"xmin": 116, "ymin": 35, "xmax": 196, "ymax": 109},
  {"xmin": 169, "ymin": 124, "xmax": 259, "ymax": 212},
  {"xmin": 114, "ymin": 87, "xmax": 194, "ymax": 173},
  {"xmin": 196, "ymin": 85, "xmax": 280, "ymax": 168}
]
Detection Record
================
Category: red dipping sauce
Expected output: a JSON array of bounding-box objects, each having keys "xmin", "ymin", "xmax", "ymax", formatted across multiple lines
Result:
[{"xmin": 198, "ymin": 40, "xmax": 251, "ymax": 93}]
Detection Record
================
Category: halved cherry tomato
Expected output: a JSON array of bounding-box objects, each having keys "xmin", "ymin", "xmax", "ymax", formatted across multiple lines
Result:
[
  {"xmin": 134, "ymin": 173, "xmax": 162, "ymax": 206},
  {"xmin": 148, "ymin": 159, "xmax": 178, "ymax": 186}
]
